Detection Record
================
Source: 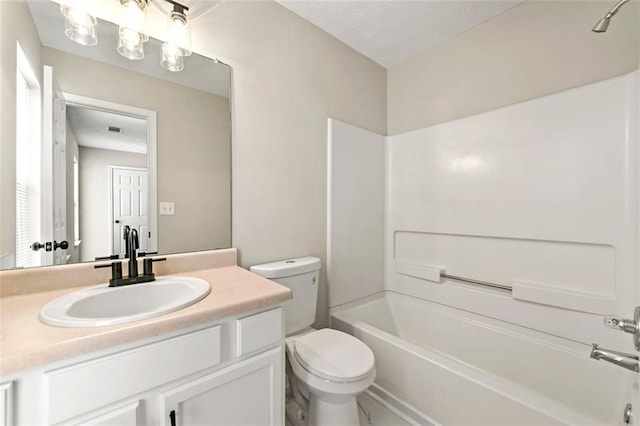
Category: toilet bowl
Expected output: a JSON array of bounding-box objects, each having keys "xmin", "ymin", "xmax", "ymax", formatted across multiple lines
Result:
[
  {"xmin": 286, "ymin": 328, "xmax": 375, "ymax": 425},
  {"xmin": 250, "ymin": 257, "xmax": 376, "ymax": 426}
]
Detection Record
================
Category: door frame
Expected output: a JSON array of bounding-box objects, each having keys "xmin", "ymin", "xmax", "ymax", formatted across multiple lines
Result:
[
  {"xmin": 634, "ymin": 68, "xmax": 640, "ymax": 424},
  {"xmin": 64, "ymin": 93, "xmax": 158, "ymax": 255}
]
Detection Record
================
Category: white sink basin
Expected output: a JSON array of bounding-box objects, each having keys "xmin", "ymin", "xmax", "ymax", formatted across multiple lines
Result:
[{"xmin": 40, "ymin": 276, "xmax": 211, "ymax": 328}]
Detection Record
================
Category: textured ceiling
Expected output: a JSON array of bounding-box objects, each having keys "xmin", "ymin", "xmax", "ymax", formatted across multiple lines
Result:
[
  {"xmin": 67, "ymin": 106, "xmax": 148, "ymax": 154},
  {"xmin": 276, "ymin": 0, "xmax": 525, "ymax": 68}
]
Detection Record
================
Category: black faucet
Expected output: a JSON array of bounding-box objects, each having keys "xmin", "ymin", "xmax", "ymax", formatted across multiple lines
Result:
[
  {"xmin": 95, "ymin": 228, "xmax": 166, "ymax": 287},
  {"xmin": 128, "ymin": 228, "xmax": 139, "ymax": 278},
  {"xmin": 123, "ymin": 225, "xmax": 131, "ymax": 259}
]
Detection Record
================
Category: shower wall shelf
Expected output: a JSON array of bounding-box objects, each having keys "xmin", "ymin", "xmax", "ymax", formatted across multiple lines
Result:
[{"xmin": 393, "ymin": 260, "xmax": 617, "ymax": 315}]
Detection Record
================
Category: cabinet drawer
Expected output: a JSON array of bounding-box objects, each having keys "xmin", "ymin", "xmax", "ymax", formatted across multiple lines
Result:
[
  {"xmin": 47, "ymin": 325, "xmax": 221, "ymax": 424},
  {"xmin": 62, "ymin": 401, "xmax": 141, "ymax": 426},
  {"xmin": 236, "ymin": 308, "xmax": 283, "ymax": 357}
]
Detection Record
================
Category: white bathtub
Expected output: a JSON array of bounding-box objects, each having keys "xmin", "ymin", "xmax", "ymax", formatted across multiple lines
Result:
[{"xmin": 331, "ymin": 291, "xmax": 626, "ymax": 425}]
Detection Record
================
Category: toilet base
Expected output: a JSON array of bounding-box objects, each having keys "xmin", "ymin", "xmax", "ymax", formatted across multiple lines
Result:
[{"xmin": 308, "ymin": 395, "xmax": 359, "ymax": 426}]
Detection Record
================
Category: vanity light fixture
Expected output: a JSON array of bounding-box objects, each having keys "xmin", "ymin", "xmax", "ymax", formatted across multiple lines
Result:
[
  {"xmin": 59, "ymin": 0, "xmax": 194, "ymax": 72},
  {"xmin": 117, "ymin": 0, "xmax": 149, "ymax": 60},
  {"xmin": 60, "ymin": 0, "xmax": 98, "ymax": 46},
  {"xmin": 161, "ymin": 0, "xmax": 192, "ymax": 72}
]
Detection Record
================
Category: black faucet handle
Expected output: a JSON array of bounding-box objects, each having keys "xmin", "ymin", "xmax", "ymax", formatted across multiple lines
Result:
[
  {"xmin": 138, "ymin": 251, "xmax": 158, "ymax": 258},
  {"xmin": 143, "ymin": 257, "xmax": 167, "ymax": 276},
  {"xmin": 94, "ymin": 254, "xmax": 120, "ymax": 261},
  {"xmin": 94, "ymin": 261, "xmax": 123, "ymax": 284}
]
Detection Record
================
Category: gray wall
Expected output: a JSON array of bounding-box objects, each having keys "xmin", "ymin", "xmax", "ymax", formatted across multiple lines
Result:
[
  {"xmin": 388, "ymin": 1, "xmax": 640, "ymax": 135},
  {"xmin": 189, "ymin": 1, "xmax": 388, "ymax": 327},
  {"xmin": 40, "ymin": 47, "xmax": 232, "ymax": 256}
]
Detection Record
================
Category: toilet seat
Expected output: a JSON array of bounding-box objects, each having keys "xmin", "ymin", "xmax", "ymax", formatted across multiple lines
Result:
[{"xmin": 290, "ymin": 329, "xmax": 375, "ymax": 383}]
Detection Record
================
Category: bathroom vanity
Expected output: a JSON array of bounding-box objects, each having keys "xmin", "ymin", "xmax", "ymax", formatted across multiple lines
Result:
[{"xmin": 0, "ymin": 249, "xmax": 291, "ymax": 425}]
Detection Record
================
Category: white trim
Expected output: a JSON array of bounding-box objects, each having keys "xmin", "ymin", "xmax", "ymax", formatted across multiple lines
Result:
[
  {"xmin": 635, "ymin": 67, "xmax": 640, "ymax": 420},
  {"xmin": 16, "ymin": 42, "xmax": 40, "ymax": 88},
  {"xmin": 362, "ymin": 385, "xmax": 434, "ymax": 426},
  {"xmin": 64, "ymin": 93, "xmax": 158, "ymax": 254},
  {"xmin": 0, "ymin": 381, "xmax": 13, "ymax": 425},
  {"xmin": 326, "ymin": 118, "xmax": 334, "ymax": 307},
  {"xmin": 43, "ymin": 66, "xmax": 55, "ymax": 267}
]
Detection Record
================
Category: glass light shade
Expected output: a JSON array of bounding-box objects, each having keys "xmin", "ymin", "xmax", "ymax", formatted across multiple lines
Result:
[
  {"xmin": 60, "ymin": 1, "xmax": 98, "ymax": 46},
  {"xmin": 117, "ymin": 27, "xmax": 145, "ymax": 60},
  {"xmin": 121, "ymin": 0, "xmax": 146, "ymax": 31},
  {"xmin": 161, "ymin": 42, "xmax": 184, "ymax": 72},
  {"xmin": 166, "ymin": 11, "xmax": 192, "ymax": 56},
  {"xmin": 117, "ymin": 1, "xmax": 148, "ymax": 60}
]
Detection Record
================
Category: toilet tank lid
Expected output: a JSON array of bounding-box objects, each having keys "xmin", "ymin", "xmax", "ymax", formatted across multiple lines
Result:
[{"xmin": 250, "ymin": 256, "xmax": 321, "ymax": 279}]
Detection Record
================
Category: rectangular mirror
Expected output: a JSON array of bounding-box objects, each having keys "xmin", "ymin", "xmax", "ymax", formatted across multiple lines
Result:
[{"xmin": 0, "ymin": 0, "xmax": 231, "ymax": 270}]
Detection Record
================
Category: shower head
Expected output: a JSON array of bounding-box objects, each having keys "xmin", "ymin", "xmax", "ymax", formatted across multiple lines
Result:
[
  {"xmin": 592, "ymin": 0, "xmax": 631, "ymax": 33},
  {"xmin": 592, "ymin": 17, "xmax": 611, "ymax": 33}
]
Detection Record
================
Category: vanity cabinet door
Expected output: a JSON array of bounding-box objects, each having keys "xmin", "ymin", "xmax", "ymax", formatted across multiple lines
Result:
[
  {"xmin": 0, "ymin": 382, "xmax": 12, "ymax": 426},
  {"xmin": 160, "ymin": 346, "xmax": 283, "ymax": 426}
]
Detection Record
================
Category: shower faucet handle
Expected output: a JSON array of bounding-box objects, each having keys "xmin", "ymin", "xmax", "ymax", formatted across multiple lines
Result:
[
  {"xmin": 603, "ymin": 307, "xmax": 640, "ymax": 351},
  {"xmin": 604, "ymin": 315, "xmax": 638, "ymax": 333}
]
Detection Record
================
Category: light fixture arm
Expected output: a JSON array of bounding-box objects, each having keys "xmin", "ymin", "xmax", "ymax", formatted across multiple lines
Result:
[
  {"xmin": 120, "ymin": 0, "xmax": 149, "ymax": 10},
  {"xmin": 163, "ymin": 0, "xmax": 189, "ymax": 15}
]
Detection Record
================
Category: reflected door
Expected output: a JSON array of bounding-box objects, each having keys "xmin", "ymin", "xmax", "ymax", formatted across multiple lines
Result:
[
  {"xmin": 111, "ymin": 167, "xmax": 148, "ymax": 256},
  {"xmin": 43, "ymin": 65, "xmax": 67, "ymax": 266}
]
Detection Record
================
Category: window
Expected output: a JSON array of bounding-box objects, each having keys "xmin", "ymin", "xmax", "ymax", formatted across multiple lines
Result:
[{"xmin": 15, "ymin": 43, "xmax": 41, "ymax": 268}]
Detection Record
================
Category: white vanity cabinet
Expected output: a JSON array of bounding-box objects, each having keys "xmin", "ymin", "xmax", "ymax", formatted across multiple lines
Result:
[
  {"xmin": 5, "ymin": 307, "xmax": 284, "ymax": 425},
  {"xmin": 159, "ymin": 307, "xmax": 285, "ymax": 426}
]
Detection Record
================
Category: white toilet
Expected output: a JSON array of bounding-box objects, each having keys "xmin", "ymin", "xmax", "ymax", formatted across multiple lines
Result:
[{"xmin": 250, "ymin": 257, "xmax": 375, "ymax": 426}]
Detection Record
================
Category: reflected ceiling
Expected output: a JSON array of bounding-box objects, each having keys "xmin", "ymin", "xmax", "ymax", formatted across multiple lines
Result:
[{"xmin": 67, "ymin": 106, "xmax": 147, "ymax": 154}]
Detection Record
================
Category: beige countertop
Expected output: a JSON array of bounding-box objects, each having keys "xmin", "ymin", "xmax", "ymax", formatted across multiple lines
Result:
[{"xmin": 0, "ymin": 257, "xmax": 291, "ymax": 376}]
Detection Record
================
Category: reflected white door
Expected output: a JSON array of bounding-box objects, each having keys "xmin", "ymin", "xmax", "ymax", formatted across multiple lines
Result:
[
  {"xmin": 111, "ymin": 167, "xmax": 148, "ymax": 256},
  {"xmin": 43, "ymin": 65, "xmax": 67, "ymax": 266}
]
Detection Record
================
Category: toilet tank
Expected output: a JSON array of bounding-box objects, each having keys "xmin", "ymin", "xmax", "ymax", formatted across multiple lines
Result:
[{"xmin": 250, "ymin": 257, "xmax": 321, "ymax": 335}]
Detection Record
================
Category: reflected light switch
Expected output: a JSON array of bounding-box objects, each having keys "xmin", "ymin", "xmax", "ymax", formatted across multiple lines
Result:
[{"xmin": 160, "ymin": 202, "xmax": 175, "ymax": 216}]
